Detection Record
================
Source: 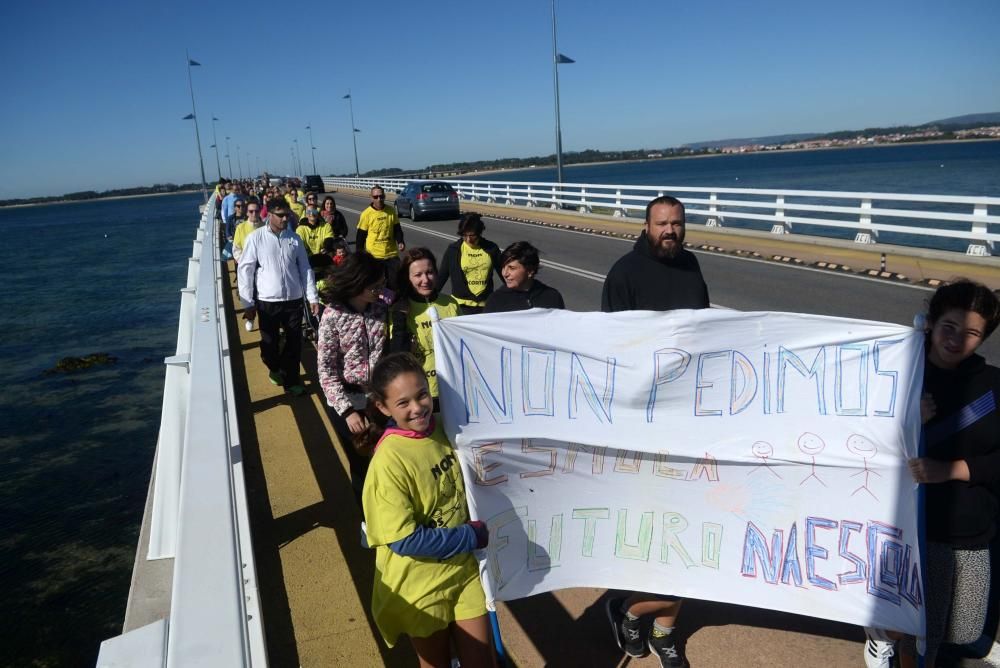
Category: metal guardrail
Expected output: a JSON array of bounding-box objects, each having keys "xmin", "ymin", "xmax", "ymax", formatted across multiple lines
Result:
[
  {"xmin": 97, "ymin": 197, "xmax": 266, "ymax": 667},
  {"xmin": 324, "ymin": 176, "xmax": 1000, "ymax": 255}
]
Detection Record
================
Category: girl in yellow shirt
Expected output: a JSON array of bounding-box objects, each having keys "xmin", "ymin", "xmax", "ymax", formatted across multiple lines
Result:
[{"xmin": 362, "ymin": 353, "xmax": 495, "ymax": 667}]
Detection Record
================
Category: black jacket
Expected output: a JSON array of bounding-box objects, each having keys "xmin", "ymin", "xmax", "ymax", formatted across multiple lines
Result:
[
  {"xmin": 601, "ymin": 233, "xmax": 710, "ymax": 312},
  {"xmin": 484, "ymin": 279, "xmax": 565, "ymax": 313},
  {"xmin": 325, "ymin": 210, "xmax": 348, "ymax": 239},
  {"xmin": 923, "ymin": 353, "xmax": 1000, "ymax": 546},
  {"xmin": 437, "ymin": 238, "xmax": 502, "ymax": 304}
]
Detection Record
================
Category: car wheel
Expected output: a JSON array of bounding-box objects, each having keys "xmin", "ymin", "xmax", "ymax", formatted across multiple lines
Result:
[{"xmin": 410, "ymin": 204, "xmax": 420, "ymax": 221}]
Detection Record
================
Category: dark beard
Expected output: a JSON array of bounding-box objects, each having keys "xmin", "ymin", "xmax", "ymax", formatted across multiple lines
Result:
[{"xmin": 648, "ymin": 234, "xmax": 681, "ymax": 259}]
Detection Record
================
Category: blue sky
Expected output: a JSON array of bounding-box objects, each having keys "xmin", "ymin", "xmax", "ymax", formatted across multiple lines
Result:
[{"xmin": 2, "ymin": 0, "xmax": 999, "ymax": 199}]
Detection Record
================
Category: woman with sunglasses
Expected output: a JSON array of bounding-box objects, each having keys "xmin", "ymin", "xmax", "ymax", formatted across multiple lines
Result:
[{"xmin": 232, "ymin": 198, "xmax": 265, "ymax": 264}]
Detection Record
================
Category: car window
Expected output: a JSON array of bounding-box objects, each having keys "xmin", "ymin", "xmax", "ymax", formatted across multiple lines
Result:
[{"xmin": 421, "ymin": 183, "xmax": 452, "ymax": 193}]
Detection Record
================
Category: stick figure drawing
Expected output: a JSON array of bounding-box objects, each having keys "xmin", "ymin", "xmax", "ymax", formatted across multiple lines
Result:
[
  {"xmin": 748, "ymin": 441, "xmax": 781, "ymax": 478},
  {"xmin": 797, "ymin": 432, "xmax": 827, "ymax": 486},
  {"xmin": 846, "ymin": 433, "xmax": 881, "ymax": 500}
]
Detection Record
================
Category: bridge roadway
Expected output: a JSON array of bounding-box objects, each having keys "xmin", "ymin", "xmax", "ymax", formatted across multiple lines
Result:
[{"xmin": 228, "ymin": 190, "xmax": 1000, "ymax": 668}]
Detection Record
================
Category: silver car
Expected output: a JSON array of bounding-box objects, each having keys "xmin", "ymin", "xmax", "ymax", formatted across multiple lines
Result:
[{"xmin": 396, "ymin": 181, "xmax": 460, "ymax": 221}]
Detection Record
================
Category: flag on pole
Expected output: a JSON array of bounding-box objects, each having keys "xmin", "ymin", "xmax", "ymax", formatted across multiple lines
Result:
[
  {"xmin": 556, "ymin": 53, "xmax": 575, "ymax": 64},
  {"xmin": 182, "ymin": 113, "xmax": 195, "ymax": 120},
  {"xmin": 342, "ymin": 94, "xmax": 351, "ymax": 99},
  {"xmin": 188, "ymin": 59, "xmax": 201, "ymax": 67}
]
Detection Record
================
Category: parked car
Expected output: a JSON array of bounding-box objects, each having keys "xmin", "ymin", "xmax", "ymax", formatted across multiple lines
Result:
[
  {"xmin": 396, "ymin": 181, "xmax": 460, "ymax": 221},
  {"xmin": 303, "ymin": 175, "xmax": 324, "ymax": 193}
]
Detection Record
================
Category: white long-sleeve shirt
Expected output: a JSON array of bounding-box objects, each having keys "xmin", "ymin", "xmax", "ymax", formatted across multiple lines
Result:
[{"xmin": 237, "ymin": 223, "xmax": 318, "ymax": 306}]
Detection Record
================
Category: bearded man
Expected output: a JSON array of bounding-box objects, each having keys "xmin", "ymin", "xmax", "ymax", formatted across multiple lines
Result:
[{"xmin": 601, "ymin": 195, "xmax": 709, "ymax": 312}]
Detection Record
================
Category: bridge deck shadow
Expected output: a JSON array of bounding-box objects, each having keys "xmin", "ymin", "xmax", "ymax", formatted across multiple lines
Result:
[{"xmin": 223, "ymin": 261, "xmax": 414, "ymax": 667}]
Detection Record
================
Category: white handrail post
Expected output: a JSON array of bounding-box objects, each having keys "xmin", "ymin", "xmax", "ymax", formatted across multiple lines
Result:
[
  {"xmin": 706, "ymin": 191, "xmax": 721, "ymax": 227},
  {"xmin": 551, "ymin": 184, "xmax": 558, "ymax": 210},
  {"xmin": 968, "ymin": 200, "xmax": 992, "ymax": 255},
  {"xmin": 614, "ymin": 189, "xmax": 624, "ymax": 217},
  {"xmin": 506, "ymin": 183, "xmax": 512, "ymax": 206},
  {"xmin": 855, "ymin": 197, "xmax": 876, "ymax": 244},
  {"xmin": 527, "ymin": 184, "xmax": 534, "ymax": 207},
  {"xmin": 487, "ymin": 183, "xmax": 494, "ymax": 204},
  {"xmin": 770, "ymin": 194, "xmax": 789, "ymax": 235},
  {"xmin": 579, "ymin": 187, "xmax": 589, "ymax": 213}
]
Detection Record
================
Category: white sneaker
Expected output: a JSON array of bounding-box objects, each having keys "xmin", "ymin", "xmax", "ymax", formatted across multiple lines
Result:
[{"xmin": 864, "ymin": 635, "xmax": 896, "ymax": 668}]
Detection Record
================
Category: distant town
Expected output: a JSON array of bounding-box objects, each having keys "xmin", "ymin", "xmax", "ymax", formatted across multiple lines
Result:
[
  {"xmin": 362, "ymin": 114, "xmax": 1000, "ymax": 178},
  {"xmin": 4, "ymin": 114, "xmax": 998, "ymax": 206},
  {"xmin": 715, "ymin": 125, "xmax": 1000, "ymax": 154}
]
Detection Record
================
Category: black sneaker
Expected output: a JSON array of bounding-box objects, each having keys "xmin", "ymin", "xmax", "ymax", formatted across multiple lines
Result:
[
  {"xmin": 649, "ymin": 633, "xmax": 687, "ymax": 668},
  {"xmin": 605, "ymin": 596, "xmax": 646, "ymax": 657}
]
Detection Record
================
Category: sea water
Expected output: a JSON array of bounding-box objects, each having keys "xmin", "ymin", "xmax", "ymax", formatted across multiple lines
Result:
[{"xmin": 0, "ymin": 192, "xmax": 200, "ymax": 666}]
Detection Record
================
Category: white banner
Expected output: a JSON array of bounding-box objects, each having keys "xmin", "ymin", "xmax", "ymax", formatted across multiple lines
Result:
[{"xmin": 434, "ymin": 308, "xmax": 925, "ymax": 635}]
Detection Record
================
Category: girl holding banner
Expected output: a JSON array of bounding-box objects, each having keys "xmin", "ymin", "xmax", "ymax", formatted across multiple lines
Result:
[{"xmin": 866, "ymin": 280, "xmax": 1000, "ymax": 668}]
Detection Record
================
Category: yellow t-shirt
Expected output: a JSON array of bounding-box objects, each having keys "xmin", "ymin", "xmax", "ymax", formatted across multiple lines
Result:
[
  {"xmin": 232, "ymin": 220, "xmax": 263, "ymax": 257},
  {"xmin": 456, "ymin": 242, "xmax": 493, "ymax": 307},
  {"xmin": 389, "ymin": 296, "xmax": 461, "ymax": 397},
  {"xmin": 358, "ymin": 205, "xmax": 400, "ymax": 260},
  {"xmin": 362, "ymin": 422, "xmax": 486, "ymax": 646},
  {"xmin": 295, "ymin": 221, "xmax": 334, "ymax": 255},
  {"xmin": 288, "ymin": 200, "xmax": 306, "ymax": 223}
]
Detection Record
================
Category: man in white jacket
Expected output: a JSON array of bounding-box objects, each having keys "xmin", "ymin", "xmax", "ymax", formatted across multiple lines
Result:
[{"xmin": 238, "ymin": 198, "xmax": 320, "ymax": 396}]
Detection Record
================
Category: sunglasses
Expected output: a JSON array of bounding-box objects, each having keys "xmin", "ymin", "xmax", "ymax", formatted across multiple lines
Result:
[
  {"xmin": 272, "ymin": 211, "xmax": 290, "ymax": 218},
  {"xmin": 372, "ymin": 194, "xmax": 385, "ymax": 200}
]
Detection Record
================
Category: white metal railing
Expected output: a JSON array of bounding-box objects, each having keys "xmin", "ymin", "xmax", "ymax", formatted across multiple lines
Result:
[
  {"xmin": 97, "ymin": 197, "xmax": 266, "ymax": 666},
  {"xmin": 324, "ymin": 176, "xmax": 1000, "ymax": 255}
]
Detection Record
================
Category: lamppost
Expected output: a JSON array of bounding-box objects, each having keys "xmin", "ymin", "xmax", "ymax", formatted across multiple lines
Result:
[
  {"xmin": 224, "ymin": 136, "xmax": 233, "ymax": 179},
  {"xmin": 209, "ymin": 115, "xmax": 222, "ymax": 181},
  {"xmin": 182, "ymin": 52, "xmax": 208, "ymax": 201},
  {"xmin": 550, "ymin": 0, "xmax": 574, "ymax": 185},
  {"xmin": 342, "ymin": 91, "xmax": 361, "ymax": 176},
  {"xmin": 292, "ymin": 139, "xmax": 303, "ymax": 176},
  {"xmin": 236, "ymin": 144, "xmax": 243, "ymax": 180},
  {"xmin": 305, "ymin": 123, "xmax": 318, "ymax": 174}
]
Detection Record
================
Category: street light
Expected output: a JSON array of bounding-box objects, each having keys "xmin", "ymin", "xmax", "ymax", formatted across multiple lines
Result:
[
  {"xmin": 183, "ymin": 52, "xmax": 208, "ymax": 201},
  {"xmin": 342, "ymin": 91, "xmax": 361, "ymax": 177},
  {"xmin": 305, "ymin": 123, "xmax": 318, "ymax": 174},
  {"xmin": 292, "ymin": 139, "xmax": 303, "ymax": 176},
  {"xmin": 236, "ymin": 144, "xmax": 243, "ymax": 180},
  {"xmin": 550, "ymin": 0, "xmax": 574, "ymax": 185},
  {"xmin": 224, "ymin": 136, "xmax": 233, "ymax": 179},
  {"xmin": 210, "ymin": 115, "xmax": 222, "ymax": 181}
]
